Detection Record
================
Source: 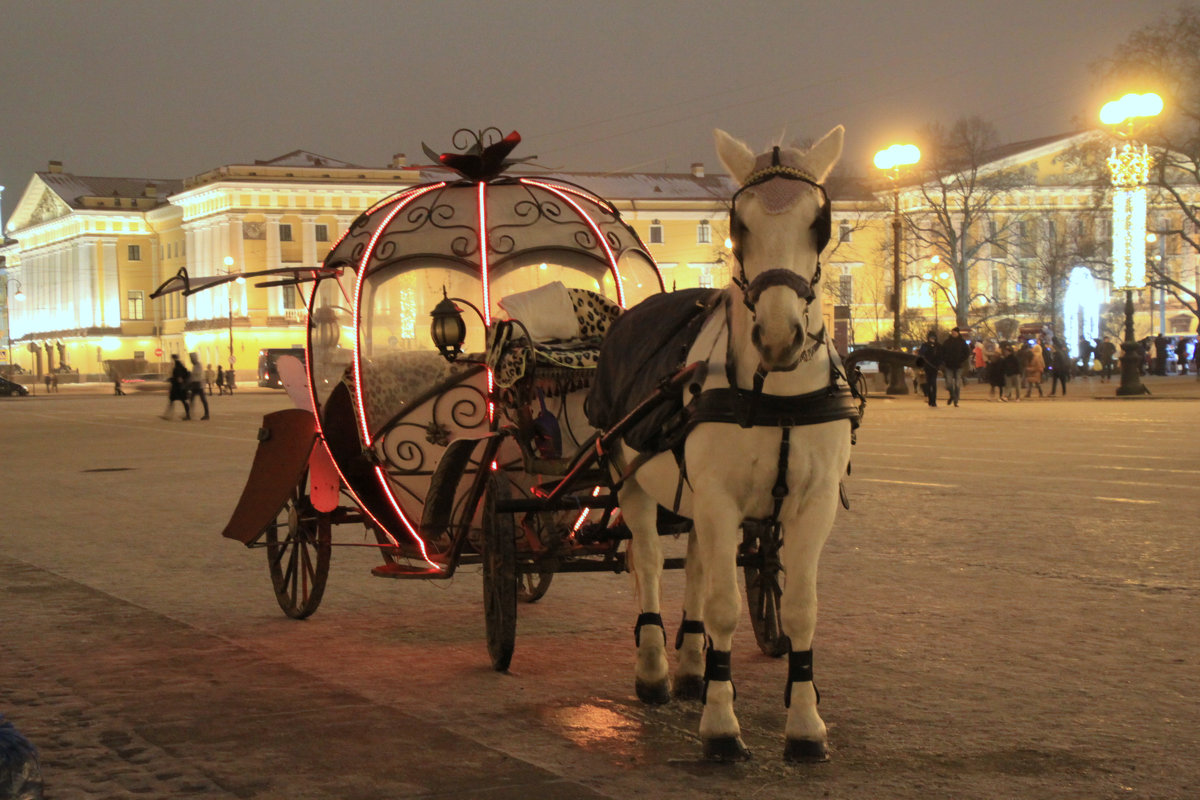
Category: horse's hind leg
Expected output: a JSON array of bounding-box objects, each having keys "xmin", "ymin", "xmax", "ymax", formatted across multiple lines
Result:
[
  {"xmin": 673, "ymin": 529, "xmax": 706, "ymax": 700},
  {"xmin": 622, "ymin": 479, "xmax": 670, "ymax": 704},
  {"xmin": 778, "ymin": 491, "xmax": 840, "ymax": 762}
]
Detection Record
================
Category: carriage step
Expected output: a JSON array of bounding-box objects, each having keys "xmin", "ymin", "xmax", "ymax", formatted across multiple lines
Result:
[{"xmin": 370, "ymin": 562, "xmax": 446, "ymax": 579}]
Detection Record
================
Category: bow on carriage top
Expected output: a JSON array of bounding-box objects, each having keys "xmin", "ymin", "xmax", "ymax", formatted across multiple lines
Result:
[{"xmin": 422, "ymin": 129, "xmax": 536, "ymax": 182}]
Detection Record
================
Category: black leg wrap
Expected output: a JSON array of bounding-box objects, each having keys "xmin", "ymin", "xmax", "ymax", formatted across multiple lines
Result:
[
  {"xmin": 703, "ymin": 648, "xmax": 734, "ymax": 703},
  {"xmin": 674, "ymin": 616, "xmax": 706, "ymax": 650},
  {"xmin": 784, "ymin": 649, "xmax": 815, "ymax": 708},
  {"xmin": 634, "ymin": 612, "xmax": 665, "ymax": 647}
]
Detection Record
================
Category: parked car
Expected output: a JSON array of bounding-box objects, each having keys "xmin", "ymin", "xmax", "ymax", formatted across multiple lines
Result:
[
  {"xmin": 0, "ymin": 375, "xmax": 30, "ymax": 396},
  {"xmin": 120, "ymin": 373, "xmax": 170, "ymax": 392}
]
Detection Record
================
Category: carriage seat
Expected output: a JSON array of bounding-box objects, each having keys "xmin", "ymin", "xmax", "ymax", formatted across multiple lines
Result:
[
  {"xmin": 358, "ymin": 350, "xmax": 452, "ymax": 436},
  {"xmin": 494, "ymin": 282, "xmax": 622, "ymax": 388}
]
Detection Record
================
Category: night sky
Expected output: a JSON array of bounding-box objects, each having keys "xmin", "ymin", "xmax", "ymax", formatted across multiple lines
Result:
[{"xmin": 0, "ymin": 0, "xmax": 1182, "ymax": 224}]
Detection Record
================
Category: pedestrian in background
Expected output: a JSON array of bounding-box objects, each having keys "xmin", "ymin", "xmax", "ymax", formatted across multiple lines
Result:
[
  {"xmin": 1023, "ymin": 341, "xmax": 1045, "ymax": 397},
  {"xmin": 972, "ymin": 339, "xmax": 986, "ymax": 382},
  {"xmin": 204, "ymin": 363, "xmax": 216, "ymax": 395},
  {"xmin": 225, "ymin": 368, "xmax": 236, "ymax": 393},
  {"xmin": 1096, "ymin": 337, "xmax": 1117, "ymax": 382},
  {"xmin": 917, "ymin": 331, "xmax": 941, "ymax": 407},
  {"xmin": 1001, "ymin": 342, "xmax": 1022, "ymax": 402},
  {"xmin": 940, "ymin": 326, "xmax": 971, "ymax": 407},
  {"xmin": 1049, "ymin": 343, "xmax": 1071, "ymax": 396},
  {"xmin": 187, "ymin": 353, "xmax": 210, "ymax": 420},
  {"xmin": 162, "ymin": 354, "xmax": 191, "ymax": 420},
  {"xmin": 1175, "ymin": 338, "xmax": 1189, "ymax": 376},
  {"xmin": 986, "ymin": 349, "xmax": 1005, "ymax": 400},
  {"xmin": 1154, "ymin": 332, "xmax": 1169, "ymax": 375},
  {"xmin": 216, "ymin": 365, "xmax": 226, "ymax": 395}
]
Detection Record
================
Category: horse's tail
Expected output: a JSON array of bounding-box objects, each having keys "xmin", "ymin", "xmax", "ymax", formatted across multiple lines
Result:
[{"xmin": 843, "ymin": 347, "xmax": 924, "ymax": 373}]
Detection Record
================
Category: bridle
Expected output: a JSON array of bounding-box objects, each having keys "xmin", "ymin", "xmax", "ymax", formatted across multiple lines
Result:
[{"xmin": 728, "ymin": 146, "xmax": 832, "ymax": 314}]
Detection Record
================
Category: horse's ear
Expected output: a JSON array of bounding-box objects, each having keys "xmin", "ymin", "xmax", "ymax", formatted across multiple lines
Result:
[
  {"xmin": 806, "ymin": 125, "xmax": 845, "ymax": 182},
  {"xmin": 714, "ymin": 129, "xmax": 756, "ymax": 184}
]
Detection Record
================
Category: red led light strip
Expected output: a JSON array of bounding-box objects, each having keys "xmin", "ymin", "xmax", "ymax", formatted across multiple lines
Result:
[
  {"xmin": 519, "ymin": 179, "xmax": 626, "ymax": 307},
  {"xmin": 349, "ymin": 182, "xmax": 449, "ymax": 568}
]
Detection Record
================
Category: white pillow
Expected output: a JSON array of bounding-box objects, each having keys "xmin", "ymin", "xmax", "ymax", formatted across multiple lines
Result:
[{"xmin": 498, "ymin": 281, "xmax": 580, "ymax": 341}]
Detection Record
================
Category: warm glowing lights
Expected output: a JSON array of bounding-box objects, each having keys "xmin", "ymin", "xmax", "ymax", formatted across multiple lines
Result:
[
  {"xmin": 1100, "ymin": 92, "xmax": 1164, "ymax": 126},
  {"xmin": 873, "ymin": 143, "xmax": 921, "ymax": 171},
  {"xmin": 1111, "ymin": 186, "xmax": 1148, "ymax": 290},
  {"xmin": 1107, "ymin": 142, "xmax": 1153, "ymax": 188}
]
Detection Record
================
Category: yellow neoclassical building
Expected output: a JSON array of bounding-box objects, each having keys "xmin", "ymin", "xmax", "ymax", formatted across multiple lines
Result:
[{"xmin": 2, "ymin": 135, "xmax": 1197, "ymax": 382}]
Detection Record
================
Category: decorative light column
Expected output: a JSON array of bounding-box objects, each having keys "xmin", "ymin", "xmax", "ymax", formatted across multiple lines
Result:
[
  {"xmin": 875, "ymin": 143, "xmax": 921, "ymax": 394},
  {"xmin": 1101, "ymin": 92, "xmax": 1162, "ymax": 396}
]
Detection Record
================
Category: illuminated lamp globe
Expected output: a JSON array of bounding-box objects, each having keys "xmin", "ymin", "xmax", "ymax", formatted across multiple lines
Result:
[{"xmin": 430, "ymin": 291, "xmax": 467, "ymax": 362}]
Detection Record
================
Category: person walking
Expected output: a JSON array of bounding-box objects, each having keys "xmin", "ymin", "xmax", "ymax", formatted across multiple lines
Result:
[
  {"xmin": 1096, "ymin": 337, "xmax": 1117, "ymax": 383},
  {"xmin": 215, "ymin": 365, "xmax": 226, "ymax": 395},
  {"xmin": 225, "ymin": 368, "xmax": 236, "ymax": 393},
  {"xmin": 917, "ymin": 331, "xmax": 942, "ymax": 407},
  {"xmin": 113, "ymin": 372, "xmax": 126, "ymax": 396},
  {"xmin": 1023, "ymin": 341, "xmax": 1045, "ymax": 397},
  {"xmin": 972, "ymin": 340, "xmax": 986, "ymax": 383},
  {"xmin": 204, "ymin": 363, "xmax": 216, "ymax": 395},
  {"xmin": 939, "ymin": 326, "xmax": 971, "ymax": 407},
  {"xmin": 1001, "ymin": 342, "xmax": 1022, "ymax": 402},
  {"xmin": 187, "ymin": 353, "xmax": 210, "ymax": 420},
  {"xmin": 162, "ymin": 354, "xmax": 191, "ymax": 420},
  {"xmin": 1154, "ymin": 332, "xmax": 1169, "ymax": 376},
  {"xmin": 985, "ymin": 349, "xmax": 1005, "ymax": 400},
  {"xmin": 1175, "ymin": 338, "xmax": 1189, "ymax": 376},
  {"xmin": 1049, "ymin": 343, "xmax": 1071, "ymax": 396}
]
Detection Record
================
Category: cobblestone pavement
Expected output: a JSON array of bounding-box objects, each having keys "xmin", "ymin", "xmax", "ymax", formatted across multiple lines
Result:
[{"xmin": 1, "ymin": 376, "xmax": 1198, "ymax": 799}]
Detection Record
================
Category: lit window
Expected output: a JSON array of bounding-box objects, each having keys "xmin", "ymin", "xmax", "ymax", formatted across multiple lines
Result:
[
  {"xmin": 128, "ymin": 245, "xmax": 141, "ymax": 261},
  {"xmin": 839, "ymin": 273, "xmax": 853, "ymax": 302},
  {"xmin": 279, "ymin": 223, "xmax": 294, "ymax": 242},
  {"xmin": 127, "ymin": 290, "xmax": 145, "ymax": 320},
  {"xmin": 697, "ymin": 220, "xmax": 712, "ymax": 244},
  {"xmin": 649, "ymin": 220, "xmax": 663, "ymax": 244},
  {"xmin": 315, "ymin": 224, "xmax": 329, "ymax": 242},
  {"xmin": 838, "ymin": 221, "xmax": 852, "ymax": 243}
]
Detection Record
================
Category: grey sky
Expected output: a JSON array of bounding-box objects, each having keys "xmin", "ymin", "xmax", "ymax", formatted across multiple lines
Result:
[{"xmin": 0, "ymin": 0, "xmax": 1181, "ymax": 224}]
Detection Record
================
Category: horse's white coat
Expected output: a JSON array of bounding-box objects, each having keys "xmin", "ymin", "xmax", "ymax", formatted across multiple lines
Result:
[{"xmin": 621, "ymin": 126, "xmax": 850, "ymax": 758}]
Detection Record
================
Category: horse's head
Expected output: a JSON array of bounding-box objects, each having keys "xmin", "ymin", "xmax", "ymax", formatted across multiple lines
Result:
[{"xmin": 716, "ymin": 126, "xmax": 843, "ymax": 372}]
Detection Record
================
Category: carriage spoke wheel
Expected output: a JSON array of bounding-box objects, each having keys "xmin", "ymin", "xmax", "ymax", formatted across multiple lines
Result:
[
  {"xmin": 265, "ymin": 476, "xmax": 331, "ymax": 620},
  {"xmin": 482, "ymin": 473, "xmax": 518, "ymax": 671},
  {"xmin": 517, "ymin": 569, "xmax": 553, "ymax": 603},
  {"xmin": 742, "ymin": 523, "xmax": 790, "ymax": 658}
]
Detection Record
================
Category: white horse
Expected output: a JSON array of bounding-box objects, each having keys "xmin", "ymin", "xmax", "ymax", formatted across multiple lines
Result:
[{"xmin": 616, "ymin": 126, "xmax": 852, "ymax": 762}]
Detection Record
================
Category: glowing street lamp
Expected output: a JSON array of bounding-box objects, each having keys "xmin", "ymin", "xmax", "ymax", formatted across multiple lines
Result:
[
  {"xmin": 875, "ymin": 142, "xmax": 921, "ymax": 394},
  {"xmin": 1101, "ymin": 92, "xmax": 1162, "ymax": 396}
]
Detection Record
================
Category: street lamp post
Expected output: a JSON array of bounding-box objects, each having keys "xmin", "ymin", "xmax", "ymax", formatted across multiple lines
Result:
[
  {"xmin": 4, "ymin": 278, "xmax": 24, "ymax": 375},
  {"xmin": 1101, "ymin": 92, "xmax": 1162, "ymax": 396},
  {"xmin": 922, "ymin": 260, "xmax": 951, "ymax": 333},
  {"xmin": 875, "ymin": 143, "xmax": 921, "ymax": 394},
  {"xmin": 221, "ymin": 256, "xmax": 245, "ymax": 372}
]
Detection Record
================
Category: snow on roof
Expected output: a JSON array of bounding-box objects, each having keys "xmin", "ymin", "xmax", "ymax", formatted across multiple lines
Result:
[
  {"xmin": 37, "ymin": 172, "xmax": 183, "ymax": 208},
  {"xmin": 417, "ymin": 166, "xmax": 738, "ymax": 202}
]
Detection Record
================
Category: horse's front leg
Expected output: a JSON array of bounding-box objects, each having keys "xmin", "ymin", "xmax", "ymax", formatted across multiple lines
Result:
[
  {"xmin": 778, "ymin": 484, "xmax": 841, "ymax": 762},
  {"xmin": 692, "ymin": 495, "xmax": 749, "ymax": 761},
  {"xmin": 621, "ymin": 479, "xmax": 670, "ymax": 704}
]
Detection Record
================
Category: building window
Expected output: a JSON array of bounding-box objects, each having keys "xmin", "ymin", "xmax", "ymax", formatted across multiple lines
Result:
[
  {"xmin": 315, "ymin": 224, "xmax": 329, "ymax": 242},
  {"xmin": 134, "ymin": 351, "xmax": 145, "ymax": 360},
  {"xmin": 128, "ymin": 244, "xmax": 141, "ymax": 261},
  {"xmin": 697, "ymin": 220, "xmax": 712, "ymax": 245},
  {"xmin": 649, "ymin": 220, "xmax": 663, "ymax": 245},
  {"xmin": 838, "ymin": 273, "xmax": 853, "ymax": 303},
  {"xmin": 127, "ymin": 290, "xmax": 145, "ymax": 320},
  {"xmin": 282, "ymin": 287, "xmax": 301, "ymax": 310},
  {"xmin": 279, "ymin": 223, "xmax": 294, "ymax": 242},
  {"xmin": 838, "ymin": 221, "xmax": 852, "ymax": 243}
]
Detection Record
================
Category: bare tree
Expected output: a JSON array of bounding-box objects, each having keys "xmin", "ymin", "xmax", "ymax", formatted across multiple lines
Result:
[
  {"xmin": 1097, "ymin": 5, "xmax": 1200, "ymax": 329},
  {"xmin": 1022, "ymin": 211, "xmax": 1106, "ymax": 335},
  {"xmin": 902, "ymin": 117, "xmax": 1031, "ymax": 329}
]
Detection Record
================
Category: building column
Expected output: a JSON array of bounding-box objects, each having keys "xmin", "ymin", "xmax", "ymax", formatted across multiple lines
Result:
[
  {"xmin": 99, "ymin": 240, "xmax": 120, "ymax": 328},
  {"xmin": 265, "ymin": 215, "xmax": 282, "ymax": 316}
]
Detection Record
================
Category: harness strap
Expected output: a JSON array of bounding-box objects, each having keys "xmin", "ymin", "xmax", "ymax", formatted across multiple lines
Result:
[
  {"xmin": 771, "ymin": 428, "xmax": 791, "ymax": 523},
  {"xmin": 675, "ymin": 617, "xmax": 707, "ymax": 650},
  {"xmin": 784, "ymin": 648, "xmax": 819, "ymax": 708},
  {"xmin": 634, "ymin": 612, "xmax": 665, "ymax": 647},
  {"xmin": 702, "ymin": 647, "xmax": 736, "ymax": 703}
]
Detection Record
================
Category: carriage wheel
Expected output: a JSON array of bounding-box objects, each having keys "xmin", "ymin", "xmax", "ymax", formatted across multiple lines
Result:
[
  {"xmin": 742, "ymin": 522, "xmax": 790, "ymax": 658},
  {"xmin": 517, "ymin": 569, "xmax": 554, "ymax": 603},
  {"xmin": 482, "ymin": 473, "xmax": 518, "ymax": 671},
  {"xmin": 265, "ymin": 473, "xmax": 332, "ymax": 619}
]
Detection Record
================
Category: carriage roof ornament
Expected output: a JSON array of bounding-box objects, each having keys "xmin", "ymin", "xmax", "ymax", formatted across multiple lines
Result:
[{"xmin": 421, "ymin": 128, "xmax": 537, "ymax": 182}]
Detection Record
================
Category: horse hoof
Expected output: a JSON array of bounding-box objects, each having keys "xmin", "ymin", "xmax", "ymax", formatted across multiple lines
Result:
[
  {"xmin": 703, "ymin": 736, "xmax": 751, "ymax": 762},
  {"xmin": 673, "ymin": 675, "xmax": 705, "ymax": 701},
  {"xmin": 783, "ymin": 738, "xmax": 829, "ymax": 763},
  {"xmin": 636, "ymin": 679, "xmax": 671, "ymax": 705}
]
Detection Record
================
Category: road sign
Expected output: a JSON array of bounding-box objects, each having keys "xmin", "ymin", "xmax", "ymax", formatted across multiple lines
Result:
[{"xmin": 154, "ymin": 348, "xmax": 163, "ymax": 357}]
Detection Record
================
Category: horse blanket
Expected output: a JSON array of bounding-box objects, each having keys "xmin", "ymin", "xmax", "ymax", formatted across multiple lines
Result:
[{"xmin": 585, "ymin": 288, "xmax": 721, "ymax": 453}]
